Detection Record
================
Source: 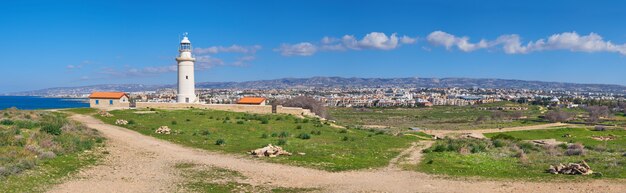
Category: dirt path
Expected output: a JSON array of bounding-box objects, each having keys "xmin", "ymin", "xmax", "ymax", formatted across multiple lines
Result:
[{"xmin": 50, "ymin": 115, "xmax": 625, "ymax": 193}]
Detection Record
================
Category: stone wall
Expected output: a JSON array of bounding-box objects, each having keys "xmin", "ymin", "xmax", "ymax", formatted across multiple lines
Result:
[{"xmin": 135, "ymin": 102, "xmax": 316, "ymax": 117}]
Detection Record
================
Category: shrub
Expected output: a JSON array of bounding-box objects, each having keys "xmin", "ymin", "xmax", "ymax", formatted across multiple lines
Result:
[
  {"xmin": 200, "ymin": 130, "xmax": 211, "ymax": 136},
  {"xmin": 296, "ymin": 125, "xmax": 302, "ymax": 130},
  {"xmin": 310, "ymin": 130, "xmax": 322, "ymax": 135},
  {"xmin": 339, "ymin": 129, "xmax": 348, "ymax": 133},
  {"xmin": 225, "ymin": 117, "xmax": 230, "ymax": 120},
  {"xmin": 302, "ymin": 119, "xmax": 309, "ymax": 123},
  {"xmin": 271, "ymin": 132, "xmax": 278, "ymax": 137},
  {"xmin": 40, "ymin": 123, "xmax": 63, "ymax": 135},
  {"xmin": 565, "ymin": 143, "xmax": 585, "ymax": 156},
  {"xmin": 277, "ymin": 139, "xmax": 287, "ymax": 145},
  {"xmin": 261, "ymin": 133, "xmax": 268, "ymax": 138},
  {"xmin": 490, "ymin": 134, "xmax": 517, "ymax": 140},
  {"xmin": 278, "ymin": 131, "xmax": 289, "ymax": 138},
  {"xmin": 1, "ymin": 119, "xmax": 14, "ymax": 125},
  {"xmin": 171, "ymin": 120, "xmax": 177, "ymax": 125},
  {"xmin": 215, "ymin": 139, "xmax": 226, "ymax": 146},
  {"xmin": 342, "ymin": 136, "xmax": 349, "ymax": 141},
  {"xmin": 186, "ymin": 119, "xmax": 191, "ymax": 122},
  {"xmin": 594, "ymin": 125, "xmax": 606, "ymax": 131},
  {"xmin": 260, "ymin": 118, "xmax": 269, "ymax": 124},
  {"xmin": 236, "ymin": 120, "xmax": 244, "ymax": 124},
  {"xmin": 297, "ymin": 133, "xmax": 311, "ymax": 140},
  {"xmin": 149, "ymin": 108, "xmax": 156, "ymax": 111}
]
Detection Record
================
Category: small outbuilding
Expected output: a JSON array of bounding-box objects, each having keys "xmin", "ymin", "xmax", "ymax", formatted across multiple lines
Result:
[
  {"xmin": 89, "ymin": 92, "xmax": 130, "ymax": 109},
  {"xmin": 237, "ymin": 97, "xmax": 267, "ymax": 105}
]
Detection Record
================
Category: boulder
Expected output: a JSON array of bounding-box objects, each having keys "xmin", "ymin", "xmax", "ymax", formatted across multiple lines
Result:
[
  {"xmin": 155, "ymin": 126, "xmax": 171, "ymax": 134},
  {"xmin": 547, "ymin": 160, "xmax": 593, "ymax": 175},
  {"xmin": 115, "ymin": 119, "xmax": 128, "ymax": 125},
  {"xmin": 250, "ymin": 144, "xmax": 292, "ymax": 157},
  {"xmin": 98, "ymin": 111, "xmax": 113, "ymax": 117}
]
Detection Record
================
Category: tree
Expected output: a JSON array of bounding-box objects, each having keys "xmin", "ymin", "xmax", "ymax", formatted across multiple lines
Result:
[
  {"xmin": 278, "ymin": 96, "xmax": 328, "ymax": 118},
  {"xmin": 544, "ymin": 110, "xmax": 573, "ymax": 123},
  {"xmin": 585, "ymin": 106, "xmax": 611, "ymax": 123}
]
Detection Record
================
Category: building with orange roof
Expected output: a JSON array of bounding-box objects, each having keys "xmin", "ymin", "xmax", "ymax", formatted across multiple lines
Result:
[
  {"xmin": 88, "ymin": 92, "xmax": 130, "ymax": 109},
  {"xmin": 236, "ymin": 97, "xmax": 267, "ymax": 105}
]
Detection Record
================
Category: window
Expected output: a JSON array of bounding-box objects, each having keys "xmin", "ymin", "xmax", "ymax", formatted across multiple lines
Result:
[
  {"xmin": 185, "ymin": 98, "xmax": 189, "ymax": 103},
  {"xmin": 186, "ymin": 75, "xmax": 188, "ymax": 80},
  {"xmin": 95, "ymin": 100, "xmax": 99, "ymax": 105},
  {"xmin": 109, "ymin": 100, "xmax": 113, "ymax": 105}
]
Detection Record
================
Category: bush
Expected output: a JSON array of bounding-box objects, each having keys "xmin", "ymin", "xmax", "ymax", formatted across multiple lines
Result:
[
  {"xmin": 215, "ymin": 139, "xmax": 226, "ymax": 146},
  {"xmin": 236, "ymin": 120, "xmax": 244, "ymax": 124},
  {"xmin": 339, "ymin": 129, "xmax": 348, "ymax": 133},
  {"xmin": 200, "ymin": 130, "xmax": 211, "ymax": 136},
  {"xmin": 127, "ymin": 120, "xmax": 136, "ymax": 125},
  {"xmin": 297, "ymin": 133, "xmax": 311, "ymax": 140},
  {"xmin": 40, "ymin": 123, "xmax": 63, "ymax": 135},
  {"xmin": 490, "ymin": 134, "xmax": 517, "ymax": 140},
  {"xmin": 296, "ymin": 125, "xmax": 302, "ymax": 130},
  {"xmin": 1, "ymin": 119, "xmax": 14, "ymax": 125},
  {"xmin": 278, "ymin": 131, "xmax": 289, "ymax": 138},
  {"xmin": 171, "ymin": 120, "xmax": 177, "ymax": 125},
  {"xmin": 310, "ymin": 130, "xmax": 322, "ymax": 135},
  {"xmin": 186, "ymin": 119, "xmax": 191, "ymax": 122},
  {"xmin": 261, "ymin": 133, "xmax": 268, "ymax": 138},
  {"xmin": 260, "ymin": 118, "xmax": 269, "ymax": 124},
  {"xmin": 271, "ymin": 132, "xmax": 278, "ymax": 137},
  {"xmin": 594, "ymin": 125, "xmax": 606, "ymax": 131},
  {"xmin": 277, "ymin": 138, "xmax": 287, "ymax": 145},
  {"xmin": 565, "ymin": 143, "xmax": 585, "ymax": 156},
  {"xmin": 342, "ymin": 136, "xmax": 349, "ymax": 141},
  {"xmin": 15, "ymin": 120, "xmax": 38, "ymax": 129}
]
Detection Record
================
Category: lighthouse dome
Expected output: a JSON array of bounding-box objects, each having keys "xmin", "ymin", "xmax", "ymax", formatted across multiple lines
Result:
[{"xmin": 181, "ymin": 36, "xmax": 191, "ymax": 44}]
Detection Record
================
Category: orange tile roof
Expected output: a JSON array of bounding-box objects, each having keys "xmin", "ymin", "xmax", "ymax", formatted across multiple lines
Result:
[
  {"xmin": 237, "ymin": 97, "xmax": 266, "ymax": 104},
  {"xmin": 89, "ymin": 92, "xmax": 128, "ymax": 99}
]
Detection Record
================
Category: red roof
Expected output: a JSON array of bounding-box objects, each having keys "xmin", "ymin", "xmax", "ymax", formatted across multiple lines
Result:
[
  {"xmin": 89, "ymin": 92, "xmax": 128, "ymax": 99},
  {"xmin": 237, "ymin": 97, "xmax": 266, "ymax": 104}
]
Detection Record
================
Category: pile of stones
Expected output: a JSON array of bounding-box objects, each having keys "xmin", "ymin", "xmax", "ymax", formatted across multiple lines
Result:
[
  {"xmin": 547, "ymin": 160, "xmax": 593, "ymax": 175},
  {"xmin": 250, "ymin": 144, "xmax": 292, "ymax": 157},
  {"xmin": 98, "ymin": 111, "xmax": 113, "ymax": 117},
  {"xmin": 155, "ymin": 126, "xmax": 171, "ymax": 134},
  {"xmin": 115, "ymin": 119, "xmax": 128, "ymax": 125}
]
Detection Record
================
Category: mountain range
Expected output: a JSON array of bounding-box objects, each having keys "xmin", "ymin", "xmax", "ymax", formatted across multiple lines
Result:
[{"xmin": 8, "ymin": 77, "xmax": 626, "ymax": 96}]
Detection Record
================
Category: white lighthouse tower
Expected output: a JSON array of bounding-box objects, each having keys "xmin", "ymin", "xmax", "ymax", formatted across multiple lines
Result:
[{"xmin": 176, "ymin": 33, "xmax": 197, "ymax": 103}]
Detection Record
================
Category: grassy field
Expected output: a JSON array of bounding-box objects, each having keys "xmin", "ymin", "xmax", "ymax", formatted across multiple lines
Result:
[
  {"xmin": 414, "ymin": 127, "xmax": 626, "ymax": 180},
  {"xmin": 174, "ymin": 162, "xmax": 317, "ymax": 193},
  {"xmin": 329, "ymin": 102, "xmax": 545, "ymax": 130},
  {"xmin": 0, "ymin": 108, "xmax": 104, "ymax": 192},
  {"xmin": 93, "ymin": 109, "xmax": 417, "ymax": 171}
]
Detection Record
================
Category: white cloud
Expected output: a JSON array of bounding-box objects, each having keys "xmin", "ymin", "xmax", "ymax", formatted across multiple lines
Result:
[
  {"xmin": 277, "ymin": 32, "xmax": 416, "ymax": 56},
  {"xmin": 194, "ymin": 45, "xmax": 261, "ymax": 54},
  {"xmin": 428, "ymin": 31, "xmax": 626, "ymax": 55},
  {"xmin": 275, "ymin": 42, "xmax": 318, "ymax": 56},
  {"xmin": 427, "ymin": 31, "xmax": 488, "ymax": 52}
]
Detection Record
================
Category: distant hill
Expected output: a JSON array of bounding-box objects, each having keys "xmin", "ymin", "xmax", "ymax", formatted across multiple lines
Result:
[{"xmin": 8, "ymin": 77, "xmax": 626, "ymax": 96}]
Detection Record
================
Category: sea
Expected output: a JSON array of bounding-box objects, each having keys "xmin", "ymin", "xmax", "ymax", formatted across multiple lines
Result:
[{"xmin": 0, "ymin": 96, "xmax": 89, "ymax": 110}]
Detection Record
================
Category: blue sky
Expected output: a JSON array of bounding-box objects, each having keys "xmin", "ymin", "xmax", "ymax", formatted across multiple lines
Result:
[{"xmin": 1, "ymin": 0, "xmax": 626, "ymax": 93}]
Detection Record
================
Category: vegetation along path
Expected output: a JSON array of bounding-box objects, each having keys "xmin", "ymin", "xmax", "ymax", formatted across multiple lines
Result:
[{"xmin": 51, "ymin": 115, "xmax": 626, "ymax": 193}]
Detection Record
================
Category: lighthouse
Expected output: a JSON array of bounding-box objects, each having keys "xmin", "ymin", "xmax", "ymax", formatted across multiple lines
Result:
[{"xmin": 176, "ymin": 33, "xmax": 196, "ymax": 103}]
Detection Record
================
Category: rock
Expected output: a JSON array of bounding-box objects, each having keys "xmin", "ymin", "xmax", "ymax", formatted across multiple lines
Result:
[
  {"xmin": 98, "ymin": 111, "xmax": 113, "ymax": 117},
  {"xmin": 547, "ymin": 161, "xmax": 593, "ymax": 175},
  {"xmin": 115, "ymin": 119, "xmax": 128, "ymax": 125},
  {"xmin": 250, "ymin": 144, "xmax": 292, "ymax": 157},
  {"xmin": 155, "ymin": 126, "xmax": 171, "ymax": 134}
]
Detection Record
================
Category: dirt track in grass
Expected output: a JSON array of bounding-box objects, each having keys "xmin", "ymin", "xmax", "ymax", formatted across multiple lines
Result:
[{"xmin": 50, "ymin": 115, "xmax": 625, "ymax": 193}]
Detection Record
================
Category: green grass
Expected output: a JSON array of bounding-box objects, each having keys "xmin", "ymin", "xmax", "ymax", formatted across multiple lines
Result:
[
  {"xmin": 97, "ymin": 109, "xmax": 416, "ymax": 171},
  {"xmin": 175, "ymin": 163, "xmax": 318, "ymax": 193},
  {"xmin": 484, "ymin": 127, "xmax": 626, "ymax": 151},
  {"xmin": 329, "ymin": 102, "xmax": 545, "ymax": 130},
  {"xmin": 414, "ymin": 127, "xmax": 626, "ymax": 180},
  {"xmin": 0, "ymin": 152, "xmax": 101, "ymax": 193},
  {"xmin": 0, "ymin": 109, "xmax": 104, "ymax": 192}
]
